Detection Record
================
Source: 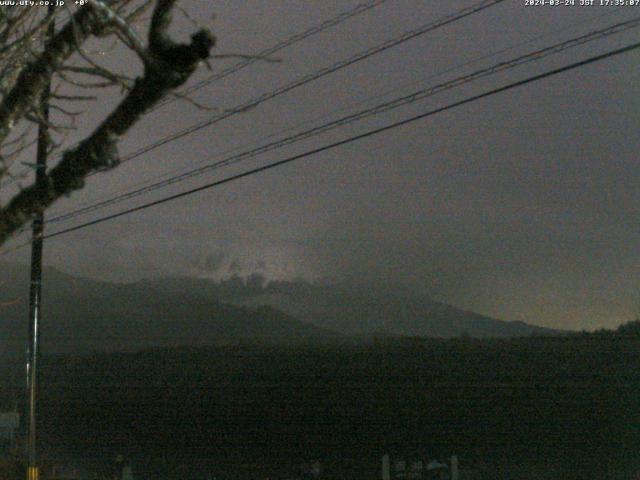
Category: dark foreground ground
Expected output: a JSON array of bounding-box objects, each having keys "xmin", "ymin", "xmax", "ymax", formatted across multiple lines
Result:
[{"xmin": 2, "ymin": 335, "xmax": 639, "ymax": 479}]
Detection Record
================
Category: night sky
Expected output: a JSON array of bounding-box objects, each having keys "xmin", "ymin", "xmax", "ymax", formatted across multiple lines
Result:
[{"xmin": 1, "ymin": 0, "xmax": 639, "ymax": 331}]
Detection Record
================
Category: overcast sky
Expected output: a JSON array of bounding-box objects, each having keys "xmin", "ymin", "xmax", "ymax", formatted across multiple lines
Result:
[{"xmin": 2, "ymin": 0, "xmax": 639, "ymax": 331}]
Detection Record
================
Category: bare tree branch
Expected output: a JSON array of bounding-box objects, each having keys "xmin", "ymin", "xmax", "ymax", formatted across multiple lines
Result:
[
  {"xmin": 88, "ymin": 0, "xmax": 149, "ymax": 61},
  {"xmin": 60, "ymin": 65, "xmax": 134, "ymax": 90},
  {"xmin": 0, "ymin": 4, "xmax": 114, "ymax": 148},
  {"xmin": 0, "ymin": 0, "xmax": 215, "ymax": 245}
]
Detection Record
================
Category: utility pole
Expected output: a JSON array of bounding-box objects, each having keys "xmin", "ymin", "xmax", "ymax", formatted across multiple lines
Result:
[{"xmin": 25, "ymin": 5, "xmax": 55, "ymax": 480}]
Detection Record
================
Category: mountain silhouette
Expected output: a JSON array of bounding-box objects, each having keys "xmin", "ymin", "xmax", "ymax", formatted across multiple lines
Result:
[
  {"xmin": 0, "ymin": 264, "xmax": 564, "ymax": 361},
  {"xmin": 0, "ymin": 264, "xmax": 335, "ymax": 359}
]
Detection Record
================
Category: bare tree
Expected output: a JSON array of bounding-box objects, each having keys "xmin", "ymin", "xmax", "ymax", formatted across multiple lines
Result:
[{"xmin": 0, "ymin": 0, "xmax": 215, "ymax": 247}]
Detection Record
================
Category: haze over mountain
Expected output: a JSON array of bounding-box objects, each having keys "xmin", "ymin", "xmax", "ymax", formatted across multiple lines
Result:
[
  {"xmin": 152, "ymin": 274, "xmax": 566, "ymax": 337},
  {"xmin": 0, "ymin": 263, "xmax": 565, "ymax": 360},
  {"xmin": 0, "ymin": 264, "xmax": 335, "ymax": 359}
]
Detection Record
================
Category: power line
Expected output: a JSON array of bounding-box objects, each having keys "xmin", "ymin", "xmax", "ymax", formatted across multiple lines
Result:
[
  {"xmin": 107, "ymin": 0, "xmax": 506, "ymax": 170},
  {"xmin": 151, "ymin": 0, "xmax": 390, "ymax": 112},
  {"xmin": 42, "ymin": 16, "xmax": 640, "ymax": 227},
  {"xmin": 31, "ymin": 40, "xmax": 640, "ymax": 244},
  {"xmin": 1, "ymin": 0, "xmax": 503, "ymax": 192},
  {"xmin": 49, "ymin": 6, "xmax": 628, "ymax": 221},
  {"xmin": 2, "ymin": 0, "xmax": 508, "ymax": 244},
  {"xmin": 0, "ymin": 0, "xmax": 389, "ymax": 189},
  {"xmin": 3, "ymin": 0, "xmax": 503, "ymax": 190}
]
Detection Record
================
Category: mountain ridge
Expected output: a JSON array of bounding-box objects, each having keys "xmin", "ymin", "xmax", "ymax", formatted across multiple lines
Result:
[
  {"xmin": 0, "ymin": 264, "xmax": 566, "ymax": 361},
  {"xmin": 0, "ymin": 264, "xmax": 336, "ymax": 359}
]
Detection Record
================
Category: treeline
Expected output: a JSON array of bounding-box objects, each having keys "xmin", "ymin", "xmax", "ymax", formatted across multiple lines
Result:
[
  {"xmin": 10, "ymin": 335, "xmax": 632, "ymax": 480},
  {"xmin": 580, "ymin": 319, "xmax": 640, "ymax": 338}
]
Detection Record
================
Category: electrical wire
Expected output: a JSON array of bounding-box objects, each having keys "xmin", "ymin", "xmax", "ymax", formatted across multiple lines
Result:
[
  {"xmin": 0, "ymin": 0, "xmax": 389, "ymax": 189},
  {"xmin": 151, "ymin": 0, "xmax": 391, "ymax": 112},
  {"xmin": 48, "ymin": 5, "xmax": 628, "ymax": 220},
  {"xmin": 24, "ymin": 40, "xmax": 640, "ymax": 247},
  {"xmin": 1, "ymin": 0, "xmax": 505, "ymax": 192},
  {"xmin": 105, "ymin": 0, "xmax": 507, "ymax": 171},
  {"xmin": 41, "ymin": 16, "xmax": 640, "ymax": 227}
]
